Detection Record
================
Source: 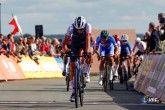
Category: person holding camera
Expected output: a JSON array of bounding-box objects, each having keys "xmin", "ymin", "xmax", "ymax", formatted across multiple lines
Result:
[
  {"xmin": 147, "ymin": 22, "xmax": 160, "ymax": 53},
  {"xmin": 157, "ymin": 13, "xmax": 165, "ymax": 52}
]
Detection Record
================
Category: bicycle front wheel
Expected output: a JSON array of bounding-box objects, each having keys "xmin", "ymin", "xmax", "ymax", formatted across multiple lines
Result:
[
  {"xmin": 74, "ymin": 68, "xmax": 79, "ymax": 108},
  {"xmin": 103, "ymin": 66, "xmax": 108, "ymax": 92},
  {"xmin": 79, "ymin": 73, "xmax": 85, "ymax": 106},
  {"xmin": 66, "ymin": 76, "xmax": 70, "ymax": 91}
]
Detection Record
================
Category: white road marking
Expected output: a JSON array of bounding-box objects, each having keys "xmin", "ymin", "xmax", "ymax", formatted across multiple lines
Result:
[{"xmin": 0, "ymin": 101, "xmax": 164, "ymax": 107}]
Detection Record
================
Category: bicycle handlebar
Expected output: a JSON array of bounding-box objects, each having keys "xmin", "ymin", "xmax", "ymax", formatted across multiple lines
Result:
[{"xmin": 64, "ymin": 52, "xmax": 90, "ymax": 58}]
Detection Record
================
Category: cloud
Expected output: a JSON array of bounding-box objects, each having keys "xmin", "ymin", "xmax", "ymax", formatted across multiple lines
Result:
[{"xmin": 1, "ymin": 0, "xmax": 164, "ymax": 35}]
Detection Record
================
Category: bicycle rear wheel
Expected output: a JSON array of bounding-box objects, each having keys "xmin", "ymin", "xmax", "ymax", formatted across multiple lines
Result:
[{"xmin": 74, "ymin": 68, "xmax": 79, "ymax": 108}]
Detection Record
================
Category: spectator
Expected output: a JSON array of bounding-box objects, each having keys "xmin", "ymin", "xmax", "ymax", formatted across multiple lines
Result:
[
  {"xmin": 147, "ymin": 22, "xmax": 160, "ymax": 52},
  {"xmin": 21, "ymin": 43, "xmax": 29, "ymax": 56},
  {"xmin": 7, "ymin": 34, "xmax": 16, "ymax": 56},
  {"xmin": 45, "ymin": 38, "xmax": 51, "ymax": 56},
  {"xmin": 0, "ymin": 34, "xmax": 3, "ymax": 47},
  {"xmin": 15, "ymin": 37, "xmax": 24, "ymax": 58},
  {"xmin": 157, "ymin": 13, "xmax": 165, "ymax": 52},
  {"xmin": 1, "ymin": 38, "xmax": 8, "ymax": 54},
  {"xmin": 31, "ymin": 36, "xmax": 37, "ymax": 52},
  {"xmin": 29, "ymin": 36, "xmax": 41, "ymax": 55},
  {"xmin": 40, "ymin": 36, "xmax": 47, "ymax": 56},
  {"xmin": 0, "ymin": 34, "xmax": 4, "ymax": 54},
  {"xmin": 50, "ymin": 38, "xmax": 61, "ymax": 57},
  {"xmin": 35, "ymin": 38, "xmax": 42, "ymax": 52},
  {"xmin": 143, "ymin": 32, "xmax": 151, "ymax": 49},
  {"xmin": 27, "ymin": 37, "xmax": 34, "ymax": 58},
  {"xmin": 22, "ymin": 36, "xmax": 28, "ymax": 46}
]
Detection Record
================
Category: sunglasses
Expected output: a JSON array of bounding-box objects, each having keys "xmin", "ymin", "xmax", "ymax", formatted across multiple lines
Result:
[
  {"xmin": 101, "ymin": 36, "xmax": 107, "ymax": 39},
  {"xmin": 122, "ymin": 40, "xmax": 127, "ymax": 42}
]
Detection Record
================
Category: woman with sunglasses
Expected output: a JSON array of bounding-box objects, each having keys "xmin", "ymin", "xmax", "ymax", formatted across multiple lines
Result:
[{"xmin": 119, "ymin": 34, "xmax": 133, "ymax": 84}]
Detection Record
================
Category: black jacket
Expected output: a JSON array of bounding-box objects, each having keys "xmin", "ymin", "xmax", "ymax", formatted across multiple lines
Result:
[{"xmin": 148, "ymin": 29, "xmax": 160, "ymax": 52}]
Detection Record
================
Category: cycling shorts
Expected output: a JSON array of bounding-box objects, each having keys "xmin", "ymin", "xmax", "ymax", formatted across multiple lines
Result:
[
  {"xmin": 120, "ymin": 51, "xmax": 130, "ymax": 62},
  {"xmin": 100, "ymin": 45, "xmax": 114, "ymax": 56}
]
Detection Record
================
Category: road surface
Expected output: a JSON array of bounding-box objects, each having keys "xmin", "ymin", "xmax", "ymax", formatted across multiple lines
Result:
[{"xmin": 0, "ymin": 76, "xmax": 164, "ymax": 110}]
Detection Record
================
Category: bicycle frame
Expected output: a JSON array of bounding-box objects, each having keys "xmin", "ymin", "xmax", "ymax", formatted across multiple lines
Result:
[
  {"xmin": 102, "ymin": 55, "xmax": 114, "ymax": 91},
  {"xmin": 66, "ymin": 53, "xmax": 85, "ymax": 108},
  {"xmin": 121, "ymin": 57, "xmax": 129, "ymax": 90}
]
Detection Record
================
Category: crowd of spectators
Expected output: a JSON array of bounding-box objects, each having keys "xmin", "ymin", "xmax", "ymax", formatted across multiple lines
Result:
[
  {"xmin": 0, "ymin": 34, "xmax": 62, "ymax": 62},
  {"xmin": 143, "ymin": 13, "xmax": 165, "ymax": 54},
  {"xmin": 1, "ymin": 13, "xmax": 164, "ymax": 63}
]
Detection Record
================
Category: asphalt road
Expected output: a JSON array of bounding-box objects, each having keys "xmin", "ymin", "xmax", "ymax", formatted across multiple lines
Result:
[{"xmin": 0, "ymin": 76, "xmax": 164, "ymax": 110}]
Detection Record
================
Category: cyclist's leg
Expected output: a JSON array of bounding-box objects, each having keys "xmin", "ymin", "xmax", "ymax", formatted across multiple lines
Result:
[
  {"xmin": 84, "ymin": 47, "xmax": 93, "ymax": 83},
  {"xmin": 99, "ymin": 56, "xmax": 105, "ymax": 85},
  {"xmin": 70, "ymin": 62, "xmax": 76, "ymax": 102},
  {"xmin": 127, "ymin": 56, "xmax": 132, "ymax": 79},
  {"xmin": 78, "ymin": 42, "xmax": 91, "ymax": 83},
  {"xmin": 63, "ymin": 57, "xmax": 70, "ymax": 77},
  {"xmin": 98, "ymin": 46, "xmax": 105, "ymax": 85},
  {"xmin": 106, "ymin": 46, "xmax": 115, "ymax": 80},
  {"xmin": 62, "ymin": 55, "xmax": 67, "ymax": 76},
  {"xmin": 114, "ymin": 55, "xmax": 119, "ymax": 78}
]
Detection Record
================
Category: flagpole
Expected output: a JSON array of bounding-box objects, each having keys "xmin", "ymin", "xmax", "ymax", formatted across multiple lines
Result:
[{"xmin": 0, "ymin": 3, "xmax": 1, "ymax": 34}]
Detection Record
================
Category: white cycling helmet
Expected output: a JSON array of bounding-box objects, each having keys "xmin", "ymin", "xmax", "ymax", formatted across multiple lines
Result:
[
  {"xmin": 74, "ymin": 16, "xmax": 86, "ymax": 29},
  {"xmin": 135, "ymin": 37, "xmax": 141, "ymax": 43},
  {"xmin": 121, "ymin": 34, "xmax": 129, "ymax": 41}
]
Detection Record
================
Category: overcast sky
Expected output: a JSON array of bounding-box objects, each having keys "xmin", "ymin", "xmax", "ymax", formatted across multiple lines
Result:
[{"xmin": 0, "ymin": 0, "xmax": 164, "ymax": 35}]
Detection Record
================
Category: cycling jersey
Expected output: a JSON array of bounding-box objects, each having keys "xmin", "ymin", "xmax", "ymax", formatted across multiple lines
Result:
[
  {"xmin": 66, "ymin": 23, "xmax": 92, "ymax": 62},
  {"xmin": 96, "ymin": 35, "xmax": 117, "ymax": 48},
  {"xmin": 120, "ymin": 41, "xmax": 132, "ymax": 55},
  {"xmin": 133, "ymin": 41, "xmax": 146, "ymax": 53},
  {"xmin": 96, "ymin": 35, "xmax": 117, "ymax": 56}
]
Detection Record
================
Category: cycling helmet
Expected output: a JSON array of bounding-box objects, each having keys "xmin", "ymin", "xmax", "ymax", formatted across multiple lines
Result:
[
  {"xmin": 100, "ymin": 30, "xmax": 109, "ymax": 39},
  {"xmin": 74, "ymin": 16, "xmax": 86, "ymax": 29},
  {"xmin": 135, "ymin": 37, "xmax": 141, "ymax": 43},
  {"xmin": 121, "ymin": 34, "xmax": 128, "ymax": 41},
  {"xmin": 113, "ymin": 34, "xmax": 120, "ymax": 42}
]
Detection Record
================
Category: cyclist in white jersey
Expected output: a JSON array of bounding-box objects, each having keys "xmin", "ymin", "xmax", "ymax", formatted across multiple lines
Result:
[
  {"xmin": 132, "ymin": 37, "xmax": 146, "ymax": 73},
  {"xmin": 133, "ymin": 37, "xmax": 146, "ymax": 60},
  {"xmin": 62, "ymin": 16, "xmax": 92, "ymax": 102}
]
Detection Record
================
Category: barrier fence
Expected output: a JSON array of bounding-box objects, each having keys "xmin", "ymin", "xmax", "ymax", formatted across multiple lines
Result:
[
  {"xmin": 0, "ymin": 55, "xmax": 64, "ymax": 81},
  {"xmin": 134, "ymin": 54, "xmax": 165, "ymax": 102},
  {"xmin": 0, "ymin": 53, "xmax": 164, "ymax": 101}
]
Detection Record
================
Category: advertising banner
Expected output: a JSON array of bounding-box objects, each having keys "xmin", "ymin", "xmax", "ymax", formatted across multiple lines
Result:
[
  {"xmin": 141, "ymin": 55, "xmax": 161, "ymax": 94},
  {"xmin": 0, "ymin": 55, "xmax": 25, "ymax": 80},
  {"xmin": 54, "ymin": 57, "xmax": 64, "ymax": 70},
  {"xmin": 19, "ymin": 56, "xmax": 63, "ymax": 78}
]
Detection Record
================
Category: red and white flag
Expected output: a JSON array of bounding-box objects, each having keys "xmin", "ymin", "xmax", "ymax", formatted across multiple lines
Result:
[{"xmin": 9, "ymin": 14, "xmax": 23, "ymax": 35}]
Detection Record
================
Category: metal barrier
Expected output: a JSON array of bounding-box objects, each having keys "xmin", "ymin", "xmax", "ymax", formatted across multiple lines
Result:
[{"xmin": 134, "ymin": 52, "xmax": 165, "ymax": 102}]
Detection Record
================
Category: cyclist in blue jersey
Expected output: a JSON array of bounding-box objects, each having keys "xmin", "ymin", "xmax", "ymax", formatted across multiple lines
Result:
[
  {"xmin": 119, "ymin": 34, "xmax": 133, "ymax": 84},
  {"xmin": 94, "ymin": 30, "xmax": 119, "ymax": 85},
  {"xmin": 62, "ymin": 16, "xmax": 92, "ymax": 102}
]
